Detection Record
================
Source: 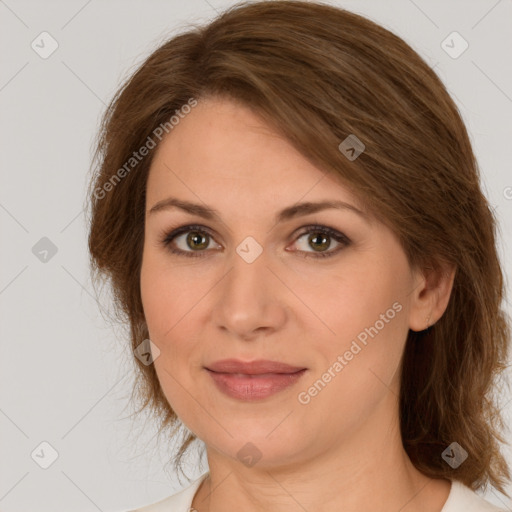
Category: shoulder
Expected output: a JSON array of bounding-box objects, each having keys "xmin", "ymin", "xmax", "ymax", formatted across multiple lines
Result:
[
  {"xmin": 127, "ymin": 472, "xmax": 209, "ymax": 512},
  {"xmin": 442, "ymin": 480, "xmax": 508, "ymax": 512}
]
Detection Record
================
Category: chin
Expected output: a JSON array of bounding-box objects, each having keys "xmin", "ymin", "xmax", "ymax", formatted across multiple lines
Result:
[{"xmin": 201, "ymin": 427, "xmax": 310, "ymax": 469}]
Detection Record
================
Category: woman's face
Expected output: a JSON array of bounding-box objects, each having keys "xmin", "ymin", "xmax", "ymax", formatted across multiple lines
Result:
[{"xmin": 140, "ymin": 96, "xmax": 427, "ymax": 469}]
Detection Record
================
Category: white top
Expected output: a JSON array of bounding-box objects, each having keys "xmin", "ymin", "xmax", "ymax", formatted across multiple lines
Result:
[{"xmin": 128, "ymin": 472, "xmax": 508, "ymax": 512}]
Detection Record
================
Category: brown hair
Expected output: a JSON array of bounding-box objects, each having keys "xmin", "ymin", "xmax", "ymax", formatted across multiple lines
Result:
[{"xmin": 86, "ymin": 0, "xmax": 511, "ymax": 495}]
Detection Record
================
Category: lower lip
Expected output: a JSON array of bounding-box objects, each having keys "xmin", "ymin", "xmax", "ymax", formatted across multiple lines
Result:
[{"xmin": 206, "ymin": 369, "xmax": 307, "ymax": 400}]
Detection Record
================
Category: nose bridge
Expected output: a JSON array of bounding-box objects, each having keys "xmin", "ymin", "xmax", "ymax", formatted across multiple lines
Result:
[
  {"xmin": 224, "ymin": 236, "xmax": 270, "ymax": 306},
  {"xmin": 212, "ymin": 236, "xmax": 287, "ymax": 337}
]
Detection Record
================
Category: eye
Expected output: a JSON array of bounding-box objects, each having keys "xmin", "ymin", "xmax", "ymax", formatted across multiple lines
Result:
[
  {"xmin": 159, "ymin": 224, "xmax": 351, "ymax": 259},
  {"xmin": 160, "ymin": 224, "xmax": 220, "ymax": 258},
  {"xmin": 291, "ymin": 225, "xmax": 351, "ymax": 259}
]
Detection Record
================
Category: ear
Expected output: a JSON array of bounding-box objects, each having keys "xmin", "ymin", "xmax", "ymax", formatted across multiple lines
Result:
[{"xmin": 408, "ymin": 261, "xmax": 456, "ymax": 332}]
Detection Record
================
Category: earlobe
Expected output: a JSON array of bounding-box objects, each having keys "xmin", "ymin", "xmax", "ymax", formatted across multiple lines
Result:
[
  {"xmin": 408, "ymin": 263, "xmax": 456, "ymax": 332},
  {"xmin": 425, "ymin": 312, "xmax": 432, "ymax": 330}
]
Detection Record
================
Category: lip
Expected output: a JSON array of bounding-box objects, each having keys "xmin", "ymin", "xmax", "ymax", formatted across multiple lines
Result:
[
  {"xmin": 205, "ymin": 359, "xmax": 306, "ymax": 374},
  {"xmin": 204, "ymin": 359, "xmax": 307, "ymax": 401}
]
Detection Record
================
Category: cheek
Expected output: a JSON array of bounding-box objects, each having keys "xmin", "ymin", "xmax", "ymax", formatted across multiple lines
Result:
[
  {"xmin": 309, "ymin": 260, "xmax": 402, "ymax": 343},
  {"xmin": 307, "ymin": 258, "xmax": 410, "ymax": 403},
  {"xmin": 300, "ymin": 305, "xmax": 407, "ymax": 437},
  {"xmin": 140, "ymin": 247, "xmax": 202, "ymax": 338},
  {"xmin": 141, "ymin": 255, "xmax": 202, "ymax": 424},
  {"xmin": 139, "ymin": 245, "xmax": 209, "ymax": 339}
]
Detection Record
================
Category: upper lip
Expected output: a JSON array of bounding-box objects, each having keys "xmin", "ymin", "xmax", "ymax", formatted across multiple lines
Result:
[{"xmin": 205, "ymin": 359, "xmax": 306, "ymax": 374}]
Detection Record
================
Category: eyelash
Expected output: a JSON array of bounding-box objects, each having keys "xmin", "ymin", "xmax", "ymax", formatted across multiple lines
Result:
[{"xmin": 159, "ymin": 224, "xmax": 351, "ymax": 260}]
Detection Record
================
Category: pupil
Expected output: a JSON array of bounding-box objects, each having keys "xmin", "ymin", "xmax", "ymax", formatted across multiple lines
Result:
[{"xmin": 311, "ymin": 233, "xmax": 329, "ymax": 251}]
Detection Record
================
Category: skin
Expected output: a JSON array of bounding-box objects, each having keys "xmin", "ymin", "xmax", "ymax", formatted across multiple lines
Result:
[{"xmin": 140, "ymin": 96, "xmax": 456, "ymax": 512}]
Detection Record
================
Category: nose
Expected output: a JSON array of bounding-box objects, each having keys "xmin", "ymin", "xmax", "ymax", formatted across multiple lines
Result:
[{"xmin": 211, "ymin": 247, "xmax": 288, "ymax": 341}]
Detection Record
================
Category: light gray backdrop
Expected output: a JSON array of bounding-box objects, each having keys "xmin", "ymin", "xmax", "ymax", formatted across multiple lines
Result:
[{"xmin": 1, "ymin": 0, "xmax": 511, "ymax": 511}]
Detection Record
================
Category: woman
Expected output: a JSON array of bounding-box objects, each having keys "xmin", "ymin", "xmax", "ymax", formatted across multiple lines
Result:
[{"xmin": 86, "ymin": 1, "xmax": 511, "ymax": 511}]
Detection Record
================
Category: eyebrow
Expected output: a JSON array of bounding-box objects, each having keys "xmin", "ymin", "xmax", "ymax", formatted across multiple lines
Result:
[{"xmin": 148, "ymin": 197, "xmax": 370, "ymax": 224}]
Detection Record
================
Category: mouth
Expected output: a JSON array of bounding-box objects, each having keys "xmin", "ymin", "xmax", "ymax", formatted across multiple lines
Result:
[{"xmin": 205, "ymin": 368, "xmax": 307, "ymax": 401}]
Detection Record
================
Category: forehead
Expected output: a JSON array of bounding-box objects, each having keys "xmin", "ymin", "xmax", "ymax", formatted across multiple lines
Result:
[{"xmin": 146, "ymin": 97, "xmax": 364, "ymax": 215}]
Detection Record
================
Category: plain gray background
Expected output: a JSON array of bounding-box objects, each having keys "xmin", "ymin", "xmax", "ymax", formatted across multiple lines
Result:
[{"xmin": 1, "ymin": 0, "xmax": 511, "ymax": 510}]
